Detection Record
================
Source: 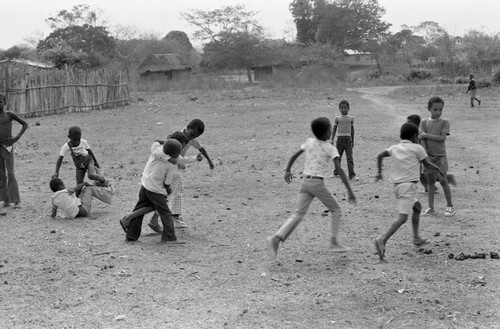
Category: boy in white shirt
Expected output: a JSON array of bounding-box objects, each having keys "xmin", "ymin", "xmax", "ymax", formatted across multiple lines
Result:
[
  {"xmin": 123, "ymin": 139, "xmax": 183, "ymax": 244},
  {"xmin": 50, "ymin": 178, "xmax": 114, "ymax": 218},
  {"xmin": 374, "ymin": 122, "xmax": 443, "ymax": 262},
  {"xmin": 266, "ymin": 117, "xmax": 356, "ymax": 261}
]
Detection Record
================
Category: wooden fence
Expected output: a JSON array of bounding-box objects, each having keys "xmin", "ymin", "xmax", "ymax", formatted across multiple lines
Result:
[{"xmin": 0, "ymin": 61, "xmax": 131, "ymax": 118}]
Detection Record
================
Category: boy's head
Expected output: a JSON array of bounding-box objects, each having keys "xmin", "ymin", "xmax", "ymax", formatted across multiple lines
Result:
[
  {"xmin": 311, "ymin": 117, "xmax": 332, "ymax": 140},
  {"xmin": 185, "ymin": 119, "xmax": 205, "ymax": 139},
  {"xmin": 168, "ymin": 131, "xmax": 189, "ymax": 148},
  {"xmin": 49, "ymin": 178, "xmax": 65, "ymax": 192},
  {"xmin": 400, "ymin": 122, "xmax": 419, "ymax": 141},
  {"xmin": 406, "ymin": 114, "xmax": 421, "ymax": 127},
  {"xmin": 427, "ymin": 96, "xmax": 445, "ymax": 119},
  {"xmin": 470, "ymin": 74, "xmax": 474, "ymax": 79},
  {"xmin": 338, "ymin": 100, "xmax": 350, "ymax": 115},
  {"xmin": 162, "ymin": 139, "xmax": 182, "ymax": 158},
  {"xmin": 68, "ymin": 126, "xmax": 82, "ymax": 144}
]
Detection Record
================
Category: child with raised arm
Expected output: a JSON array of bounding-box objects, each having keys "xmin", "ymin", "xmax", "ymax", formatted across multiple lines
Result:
[
  {"xmin": 266, "ymin": 117, "xmax": 356, "ymax": 260},
  {"xmin": 331, "ymin": 100, "xmax": 357, "ymax": 180},
  {"xmin": 123, "ymin": 139, "xmax": 184, "ymax": 244},
  {"xmin": 50, "ymin": 178, "xmax": 114, "ymax": 219},
  {"xmin": 52, "ymin": 126, "xmax": 108, "ymax": 187},
  {"xmin": 419, "ymin": 97, "xmax": 456, "ymax": 217},
  {"xmin": 0, "ymin": 94, "xmax": 28, "ymax": 214},
  {"xmin": 374, "ymin": 123, "xmax": 443, "ymax": 262}
]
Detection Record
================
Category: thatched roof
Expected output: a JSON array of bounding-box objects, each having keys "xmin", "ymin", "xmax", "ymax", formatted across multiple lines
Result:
[
  {"xmin": 0, "ymin": 58, "xmax": 55, "ymax": 69},
  {"xmin": 137, "ymin": 54, "xmax": 191, "ymax": 74}
]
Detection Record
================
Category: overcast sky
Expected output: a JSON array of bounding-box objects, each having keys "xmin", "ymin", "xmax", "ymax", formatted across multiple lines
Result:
[{"xmin": 2, "ymin": 0, "xmax": 500, "ymax": 49}]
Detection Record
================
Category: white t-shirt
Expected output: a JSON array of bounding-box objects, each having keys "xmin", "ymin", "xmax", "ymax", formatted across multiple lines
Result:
[
  {"xmin": 59, "ymin": 139, "xmax": 91, "ymax": 157},
  {"xmin": 141, "ymin": 142, "xmax": 176, "ymax": 195},
  {"xmin": 301, "ymin": 138, "xmax": 339, "ymax": 178},
  {"xmin": 386, "ymin": 140, "xmax": 428, "ymax": 184},
  {"xmin": 52, "ymin": 189, "xmax": 81, "ymax": 218}
]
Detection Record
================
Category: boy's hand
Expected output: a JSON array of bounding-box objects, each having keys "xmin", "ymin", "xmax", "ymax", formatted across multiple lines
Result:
[
  {"xmin": 51, "ymin": 173, "xmax": 59, "ymax": 180},
  {"xmin": 375, "ymin": 173, "xmax": 383, "ymax": 181},
  {"xmin": 284, "ymin": 171, "xmax": 293, "ymax": 183},
  {"xmin": 196, "ymin": 153, "xmax": 203, "ymax": 161},
  {"xmin": 208, "ymin": 161, "xmax": 215, "ymax": 169}
]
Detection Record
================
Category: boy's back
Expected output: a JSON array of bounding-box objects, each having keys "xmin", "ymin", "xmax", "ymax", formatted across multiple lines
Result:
[
  {"xmin": 386, "ymin": 141, "xmax": 427, "ymax": 184},
  {"xmin": 141, "ymin": 142, "xmax": 175, "ymax": 194}
]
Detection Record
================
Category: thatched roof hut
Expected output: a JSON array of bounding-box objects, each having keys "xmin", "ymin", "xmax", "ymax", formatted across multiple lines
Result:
[{"xmin": 137, "ymin": 54, "xmax": 191, "ymax": 81}]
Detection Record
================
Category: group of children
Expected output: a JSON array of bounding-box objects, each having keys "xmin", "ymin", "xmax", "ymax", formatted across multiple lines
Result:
[
  {"xmin": 1, "ymin": 91, "xmax": 457, "ymax": 261},
  {"xmin": 268, "ymin": 96, "xmax": 456, "ymax": 262}
]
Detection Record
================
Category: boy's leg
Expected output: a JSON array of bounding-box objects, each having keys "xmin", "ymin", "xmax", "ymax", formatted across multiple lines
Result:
[
  {"xmin": 334, "ymin": 139, "xmax": 345, "ymax": 174},
  {"xmin": 313, "ymin": 180, "xmax": 349, "ymax": 251},
  {"xmin": 0, "ymin": 147, "xmax": 20, "ymax": 204},
  {"xmin": 411, "ymin": 201, "xmax": 426, "ymax": 245},
  {"xmin": 126, "ymin": 186, "xmax": 151, "ymax": 241},
  {"xmin": 145, "ymin": 189, "xmax": 177, "ymax": 242},
  {"xmin": 344, "ymin": 141, "xmax": 356, "ymax": 179},
  {"xmin": 0, "ymin": 149, "xmax": 8, "ymax": 202},
  {"xmin": 121, "ymin": 206, "xmax": 155, "ymax": 232},
  {"xmin": 268, "ymin": 184, "xmax": 314, "ymax": 260},
  {"xmin": 79, "ymin": 186, "xmax": 93, "ymax": 216},
  {"xmin": 86, "ymin": 159, "xmax": 106, "ymax": 183},
  {"xmin": 169, "ymin": 174, "xmax": 187, "ymax": 227},
  {"xmin": 425, "ymin": 173, "xmax": 437, "ymax": 213},
  {"xmin": 87, "ymin": 186, "xmax": 114, "ymax": 204},
  {"xmin": 275, "ymin": 181, "xmax": 314, "ymax": 242},
  {"xmin": 375, "ymin": 213, "xmax": 408, "ymax": 261}
]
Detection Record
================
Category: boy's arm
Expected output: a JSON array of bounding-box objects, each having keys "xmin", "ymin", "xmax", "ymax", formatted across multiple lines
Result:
[
  {"xmin": 6, "ymin": 112, "xmax": 28, "ymax": 145},
  {"xmin": 351, "ymin": 122, "xmax": 355, "ymax": 147},
  {"xmin": 51, "ymin": 204, "xmax": 58, "ymax": 217},
  {"xmin": 333, "ymin": 157, "xmax": 356, "ymax": 203},
  {"xmin": 199, "ymin": 147, "xmax": 215, "ymax": 169},
  {"xmin": 331, "ymin": 125, "xmax": 338, "ymax": 144},
  {"xmin": 68, "ymin": 182, "xmax": 89, "ymax": 195},
  {"xmin": 375, "ymin": 150, "xmax": 390, "ymax": 180},
  {"xmin": 419, "ymin": 131, "xmax": 447, "ymax": 142},
  {"xmin": 421, "ymin": 158, "xmax": 444, "ymax": 177},
  {"xmin": 52, "ymin": 156, "xmax": 64, "ymax": 179},
  {"xmin": 87, "ymin": 149, "xmax": 99, "ymax": 168},
  {"xmin": 284, "ymin": 149, "xmax": 304, "ymax": 183}
]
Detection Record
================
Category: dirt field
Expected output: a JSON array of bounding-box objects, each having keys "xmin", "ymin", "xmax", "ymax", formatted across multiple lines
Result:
[{"xmin": 1, "ymin": 84, "xmax": 499, "ymax": 328}]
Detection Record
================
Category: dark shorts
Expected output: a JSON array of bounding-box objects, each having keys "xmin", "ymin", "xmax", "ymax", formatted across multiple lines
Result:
[{"xmin": 423, "ymin": 155, "xmax": 448, "ymax": 175}]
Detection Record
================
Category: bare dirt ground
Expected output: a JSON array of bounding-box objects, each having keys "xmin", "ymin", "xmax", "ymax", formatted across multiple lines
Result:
[{"xmin": 0, "ymin": 84, "xmax": 499, "ymax": 328}]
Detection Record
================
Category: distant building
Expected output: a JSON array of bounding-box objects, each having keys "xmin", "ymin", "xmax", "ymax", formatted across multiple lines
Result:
[
  {"xmin": 342, "ymin": 49, "xmax": 374, "ymax": 65},
  {"xmin": 137, "ymin": 53, "xmax": 192, "ymax": 82}
]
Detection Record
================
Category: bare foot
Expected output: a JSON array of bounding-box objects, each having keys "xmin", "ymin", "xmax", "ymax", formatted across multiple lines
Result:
[
  {"xmin": 413, "ymin": 238, "xmax": 428, "ymax": 246},
  {"xmin": 160, "ymin": 240, "xmax": 186, "ymax": 244},
  {"xmin": 374, "ymin": 238, "xmax": 386, "ymax": 262},
  {"xmin": 329, "ymin": 244, "xmax": 351, "ymax": 253},
  {"xmin": 266, "ymin": 235, "xmax": 280, "ymax": 260}
]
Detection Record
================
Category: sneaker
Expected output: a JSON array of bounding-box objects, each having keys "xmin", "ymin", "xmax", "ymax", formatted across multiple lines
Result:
[
  {"xmin": 173, "ymin": 216, "xmax": 188, "ymax": 228},
  {"xmin": 422, "ymin": 208, "xmax": 436, "ymax": 216},
  {"xmin": 119, "ymin": 216, "xmax": 128, "ymax": 233},
  {"xmin": 2, "ymin": 201, "xmax": 10, "ymax": 208},
  {"xmin": 444, "ymin": 207, "xmax": 456, "ymax": 217},
  {"xmin": 349, "ymin": 176, "xmax": 359, "ymax": 181},
  {"xmin": 413, "ymin": 238, "xmax": 428, "ymax": 246},
  {"xmin": 13, "ymin": 202, "xmax": 21, "ymax": 209},
  {"xmin": 447, "ymin": 174, "xmax": 457, "ymax": 186},
  {"xmin": 148, "ymin": 221, "xmax": 163, "ymax": 233}
]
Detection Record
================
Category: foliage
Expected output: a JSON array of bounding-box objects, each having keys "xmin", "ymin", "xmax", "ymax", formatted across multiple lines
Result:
[
  {"xmin": 181, "ymin": 5, "xmax": 262, "ymax": 43},
  {"xmin": 289, "ymin": 0, "xmax": 389, "ymax": 50},
  {"xmin": 37, "ymin": 24, "xmax": 116, "ymax": 68},
  {"xmin": 46, "ymin": 4, "xmax": 104, "ymax": 29},
  {"xmin": 493, "ymin": 68, "xmax": 500, "ymax": 85},
  {"xmin": 0, "ymin": 46, "xmax": 25, "ymax": 60},
  {"xmin": 164, "ymin": 31, "xmax": 193, "ymax": 50},
  {"xmin": 461, "ymin": 31, "xmax": 500, "ymax": 71},
  {"xmin": 406, "ymin": 68, "xmax": 433, "ymax": 81}
]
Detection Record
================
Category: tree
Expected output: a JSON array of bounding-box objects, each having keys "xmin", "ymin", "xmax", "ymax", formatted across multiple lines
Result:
[
  {"xmin": 181, "ymin": 5, "xmax": 262, "ymax": 43},
  {"xmin": 46, "ymin": 4, "xmax": 105, "ymax": 29},
  {"xmin": 37, "ymin": 24, "xmax": 116, "ymax": 68},
  {"xmin": 289, "ymin": 0, "xmax": 322, "ymax": 43},
  {"xmin": 388, "ymin": 29, "xmax": 426, "ymax": 66},
  {"xmin": 315, "ymin": 0, "xmax": 390, "ymax": 49}
]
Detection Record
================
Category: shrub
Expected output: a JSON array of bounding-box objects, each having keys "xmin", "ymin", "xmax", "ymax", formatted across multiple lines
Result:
[
  {"xmin": 493, "ymin": 69, "xmax": 500, "ymax": 85},
  {"xmin": 454, "ymin": 76, "xmax": 469, "ymax": 84},
  {"xmin": 406, "ymin": 69, "xmax": 433, "ymax": 81}
]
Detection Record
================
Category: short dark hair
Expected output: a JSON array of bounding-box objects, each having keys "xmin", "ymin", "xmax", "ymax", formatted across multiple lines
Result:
[
  {"xmin": 68, "ymin": 126, "xmax": 82, "ymax": 137},
  {"xmin": 311, "ymin": 117, "xmax": 331, "ymax": 139},
  {"xmin": 427, "ymin": 96, "xmax": 444, "ymax": 109},
  {"xmin": 187, "ymin": 119, "xmax": 205, "ymax": 135},
  {"xmin": 168, "ymin": 131, "xmax": 189, "ymax": 145},
  {"xmin": 406, "ymin": 114, "xmax": 421, "ymax": 127},
  {"xmin": 162, "ymin": 139, "xmax": 182, "ymax": 157},
  {"xmin": 400, "ymin": 122, "xmax": 419, "ymax": 140},
  {"xmin": 339, "ymin": 100, "xmax": 350, "ymax": 109},
  {"xmin": 49, "ymin": 178, "xmax": 64, "ymax": 192}
]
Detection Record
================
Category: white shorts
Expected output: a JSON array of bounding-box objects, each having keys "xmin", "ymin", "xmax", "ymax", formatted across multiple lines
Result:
[{"xmin": 394, "ymin": 182, "xmax": 418, "ymax": 215}]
